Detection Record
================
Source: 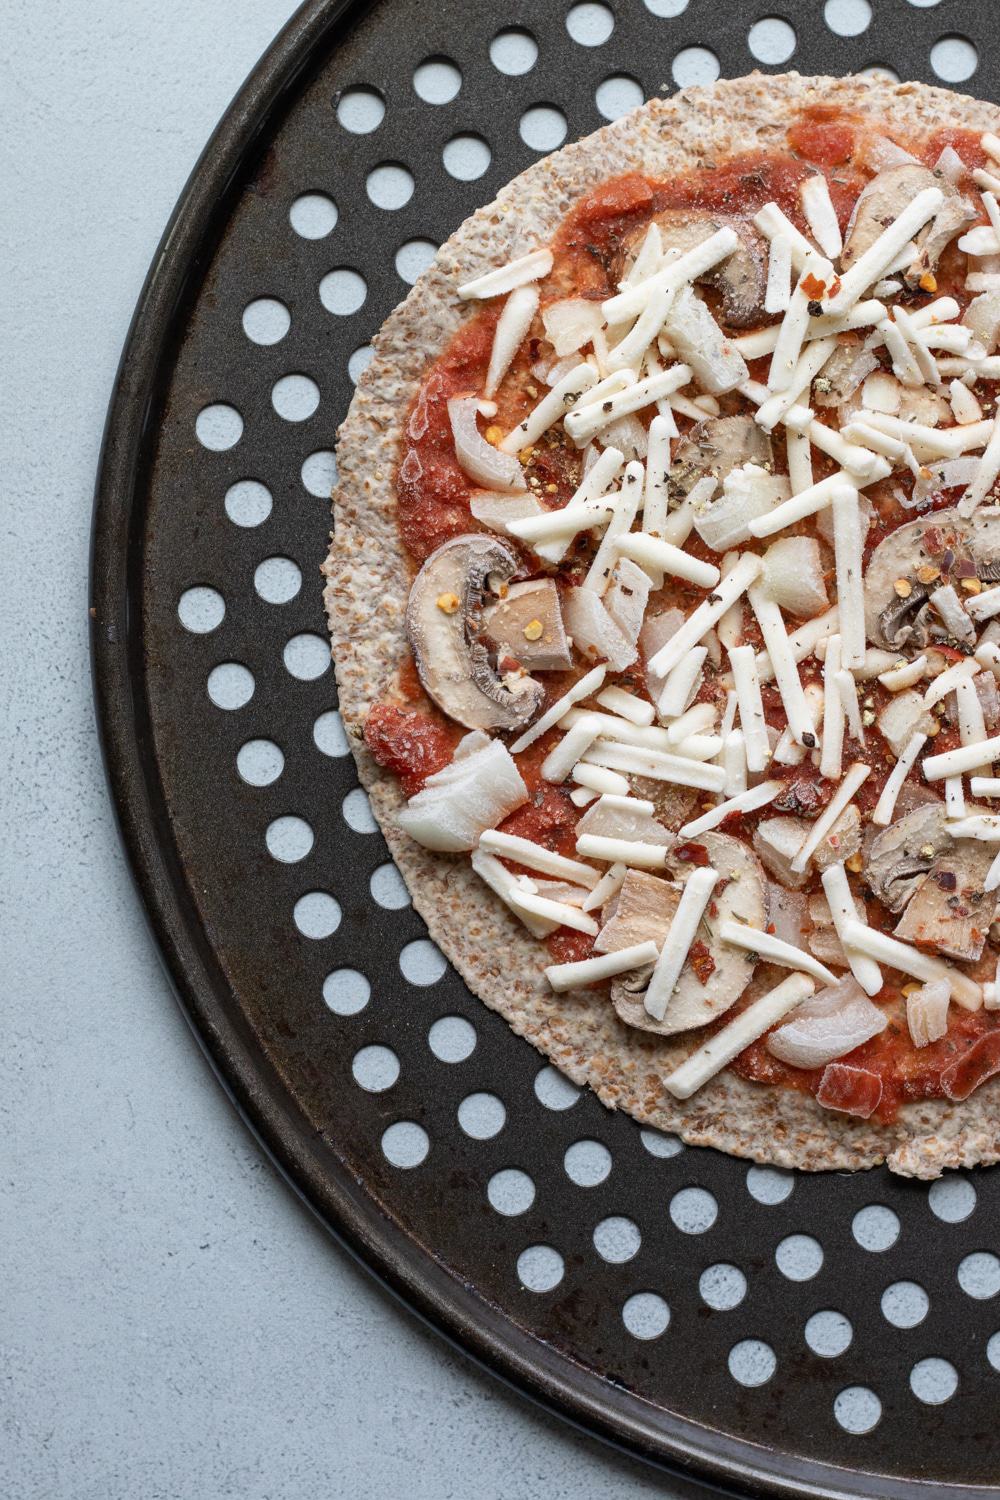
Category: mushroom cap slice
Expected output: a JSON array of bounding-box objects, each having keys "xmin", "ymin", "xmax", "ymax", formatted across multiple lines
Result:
[
  {"xmin": 609, "ymin": 832, "xmax": 769, "ymax": 1036},
  {"xmin": 864, "ymin": 801, "xmax": 952, "ymax": 914},
  {"xmin": 668, "ymin": 415, "xmax": 773, "ymax": 505},
  {"xmin": 842, "ymin": 164, "xmax": 976, "ymax": 283},
  {"xmin": 620, "ymin": 209, "xmax": 767, "ymax": 327},
  {"xmin": 863, "ymin": 508, "xmax": 1000, "ymax": 652},
  {"xmin": 481, "ymin": 579, "xmax": 572, "ymax": 671},
  {"xmin": 405, "ymin": 534, "xmax": 545, "ymax": 731},
  {"xmin": 893, "ymin": 839, "xmax": 998, "ymax": 962}
]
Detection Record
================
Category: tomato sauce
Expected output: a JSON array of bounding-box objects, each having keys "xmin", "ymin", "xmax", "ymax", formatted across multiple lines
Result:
[{"xmin": 367, "ymin": 105, "xmax": 1000, "ymax": 1121}]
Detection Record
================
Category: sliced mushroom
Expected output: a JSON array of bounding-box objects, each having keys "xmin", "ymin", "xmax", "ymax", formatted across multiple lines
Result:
[
  {"xmin": 481, "ymin": 579, "xmax": 572, "ymax": 671},
  {"xmin": 406, "ymin": 535, "xmax": 544, "ymax": 731},
  {"xmin": 841, "ymin": 164, "xmax": 976, "ymax": 287},
  {"xmin": 812, "ymin": 344, "xmax": 879, "ymax": 409},
  {"xmin": 620, "ymin": 209, "xmax": 767, "ymax": 327},
  {"xmin": 893, "ymin": 840, "xmax": 998, "ymax": 961},
  {"xmin": 595, "ymin": 868, "xmax": 680, "ymax": 955},
  {"xmin": 668, "ymin": 415, "xmax": 773, "ymax": 505},
  {"xmin": 863, "ymin": 508, "xmax": 1000, "ymax": 652},
  {"xmin": 608, "ymin": 833, "xmax": 769, "ymax": 1036},
  {"xmin": 864, "ymin": 801, "xmax": 953, "ymax": 913}
]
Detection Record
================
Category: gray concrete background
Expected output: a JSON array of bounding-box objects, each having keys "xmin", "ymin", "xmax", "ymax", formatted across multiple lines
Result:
[{"xmin": 1, "ymin": 4, "xmax": 701, "ymax": 1496}]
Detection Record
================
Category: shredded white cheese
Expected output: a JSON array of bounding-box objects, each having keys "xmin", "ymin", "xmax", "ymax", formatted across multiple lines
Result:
[
  {"xmin": 582, "ymin": 740, "xmax": 726, "ymax": 792},
  {"xmin": 458, "ymin": 248, "xmax": 553, "ymax": 300},
  {"xmin": 643, "ymin": 867, "xmax": 720, "ymax": 1022},
  {"xmin": 648, "ymin": 553, "xmax": 763, "ymax": 679},
  {"xmin": 500, "ymin": 362, "xmax": 597, "ymax": 454},
  {"xmin": 800, "ymin": 175, "xmax": 843, "ymax": 259},
  {"xmin": 791, "ymin": 762, "xmax": 871, "ymax": 873},
  {"xmin": 826, "ymin": 186, "xmax": 944, "ymax": 314},
  {"xmin": 719, "ymin": 919, "xmax": 837, "ymax": 987},
  {"xmin": 820, "ymin": 633, "xmax": 845, "ymax": 781},
  {"xmin": 819, "ymin": 864, "xmax": 883, "ymax": 997},
  {"xmin": 545, "ymin": 940, "xmax": 660, "ymax": 993},
  {"xmin": 509, "ymin": 665, "xmax": 607, "ymax": 754},
  {"xmin": 841, "ymin": 920, "xmax": 981, "ymax": 1011},
  {"xmin": 831, "ymin": 484, "xmax": 866, "ymax": 668},
  {"xmin": 677, "ymin": 780, "xmax": 782, "ymax": 838},
  {"xmin": 664, "ymin": 974, "xmax": 816, "ymax": 1099},
  {"xmin": 872, "ymin": 731, "xmax": 927, "ymax": 826},
  {"xmin": 748, "ymin": 585, "xmax": 818, "ymax": 747},
  {"xmin": 728, "ymin": 645, "xmax": 770, "ymax": 773}
]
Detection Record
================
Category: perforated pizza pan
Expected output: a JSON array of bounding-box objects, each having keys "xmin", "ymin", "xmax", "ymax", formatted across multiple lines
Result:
[{"xmin": 91, "ymin": 0, "xmax": 1000, "ymax": 1494}]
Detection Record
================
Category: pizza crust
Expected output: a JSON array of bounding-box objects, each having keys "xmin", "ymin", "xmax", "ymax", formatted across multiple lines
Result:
[{"xmin": 323, "ymin": 72, "xmax": 1000, "ymax": 1176}]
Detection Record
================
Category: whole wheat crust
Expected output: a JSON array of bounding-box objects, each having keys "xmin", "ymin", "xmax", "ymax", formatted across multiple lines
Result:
[{"xmin": 323, "ymin": 73, "xmax": 1000, "ymax": 1176}]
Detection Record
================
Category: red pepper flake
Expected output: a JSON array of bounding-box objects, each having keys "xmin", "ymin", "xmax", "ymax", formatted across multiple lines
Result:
[
  {"xmin": 674, "ymin": 841, "xmax": 710, "ymax": 865},
  {"xmin": 801, "ymin": 271, "xmax": 828, "ymax": 299},
  {"xmin": 688, "ymin": 940, "xmax": 716, "ymax": 986}
]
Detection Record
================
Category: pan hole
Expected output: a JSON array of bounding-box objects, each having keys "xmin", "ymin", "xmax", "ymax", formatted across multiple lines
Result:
[
  {"xmin": 928, "ymin": 1176, "xmax": 976, "ymax": 1223},
  {"xmin": 370, "ymin": 861, "xmax": 410, "ymax": 909},
  {"xmin": 988, "ymin": 1332, "xmax": 1000, "ymax": 1372},
  {"xmin": 313, "ymin": 709, "xmax": 349, "ymax": 757},
  {"xmin": 645, "ymin": 0, "xmax": 688, "ymax": 13},
  {"xmin": 746, "ymin": 1165, "xmax": 793, "ymax": 1204},
  {"xmin": 566, "ymin": 3, "xmax": 614, "ymax": 46},
  {"xmin": 517, "ymin": 1244, "xmax": 564, "ymax": 1292},
  {"xmin": 413, "ymin": 56, "xmax": 462, "ymax": 104},
  {"xmin": 265, "ymin": 815, "xmax": 313, "ymax": 863},
  {"xmin": 699, "ymin": 1263, "xmax": 746, "ymax": 1311},
  {"xmin": 348, "ymin": 345, "xmax": 374, "ymax": 384},
  {"xmin": 395, "ymin": 239, "xmax": 438, "ymax": 284},
  {"xmin": 534, "ymin": 1065, "xmax": 580, "ymax": 1109},
  {"xmin": 805, "ymin": 1310, "xmax": 852, "ymax": 1358},
  {"xmin": 302, "ymin": 449, "xmax": 338, "ymax": 497},
  {"xmin": 670, "ymin": 46, "xmax": 719, "ymax": 87},
  {"xmin": 881, "ymin": 1281, "xmax": 929, "ymax": 1329},
  {"xmin": 366, "ymin": 162, "xmax": 415, "ymax": 210},
  {"xmin": 669, "ymin": 1186, "xmax": 717, "ymax": 1234},
  {"xmin": 399, "ymin": 938, "xmax": 447, "ymax": 986},
  {"xmin": 563, "ymin": 1139, "xmax": 612, "ymax": 1187},
  {"xmin": 824, "ymin": 0, "xmax": 871, "ymax": 35},
  {"xmin": 834, "ymin": 1386, "xmax": 881, "ymax": 1434},
  {"xmin": 490, "ymin": 28, "xmax": 538, "ymax": 75},
  {"xmin": 342, "ymin": 787, "xmax": 377, "ymax": 833},
  {"xmin": 747, "ymin": 17, "xmax": 796, "ymax": 64},
  {"xmin": 910, "ymin": 1357, "xmax": 958, "ymax": 1405},
  {"xmin": 860, "ymin": 63, "xmax": 900, "ymax": 81},
  {"xmin": 242, "ymin": 297, "xmax": 290, "ymax": 345},
  {"xmin": 237, "ymin": 739, "xmax": 284, "ymax": 786},
  {"xmin": 593, "ymin": 1217, "xmax": 641, "ymax": 1263},
  {"xmin": 352, "ymin": 1044, "xmax": 400, "ymax": 1092},
  {"xmin": 178, "ymin": 586, "xmax": 225, "ymax": 633},
  {"xmin": 272, "ymin": 373, "xmax": 319, "ymax": 422},
  {"xmin": 428, "ymin": 1015, "xmax": 476, "ymax": 1062},
  {"xmin": 957, "ymin": 1251, "xmax": 1000, "ymax": 1300},
  {"xmin": 290, "ymin": 191, "xmax": 338, "ymax": 239},
  {"xmin": 930, "ymin": 35, "xmax": 978, "ymax": 82},
  {"xmin": 443, "ymin": 134, "xmax": 492, "ymax": 181},
  {"xmin": 595, "ymin": 75, "xmax": 643, "ymax": 122},
  {"xmin": 336, "ymin": 86, "xmax": 385, "ymax": 133},
  {"xmin": 255, "ymin": 556, "xmax": 302, "ymax": 604},
  {"xmin": 284, "ymin": 632, "xmax": 330, "ymax": 680},
  {"xmin": 293, "ymin": 891, "xmax": 341, "ymax": 939},
  {"xmin": 196, "ymin": 403, "xmax": 242, "ymax": 451},
  {"xmin": 852, "ymin": 1204, "xmax": 900, "ymax": 1252},
  {"xmin": 907, "ymin": 0, "xmax": 942, "ymax": 5},
  {"xmin": 207, "ymin": 662, "xmax": 254, "ymax": 710},
  {"xmin": 320, "ymin": 267, "xmax": 367, "ymax": 316},
  {"xmin": 488, "ymin": 1168, "xmax": 535, "ymax": 1216},
  {"xmin": 323, "ymin": 968, "xmax": 370, "ymax": 1016},
  {"xmin": 519, "ymin": 105, "xmax": 567, "ymax": 152},
  {"xmin": 225, "ymin": 479, "xmax": 272, "ymax": 527},
  {"xmin": 458, "ymin": 1092, "xmax": 506, "ymax": 1139},
  {"xmin": 622, "ymin": 1292, "xmax": 670, "ymax": 1340},
  {"xmin": 728, "ymin": 1339, "xmax": 775, "ymax": 1387},
  {"xmin": 381, "ymin": 1121, "xmax": 429, "ymax": 1168},
  {"xmin": 640, "ymin": 1127, "xmax": 683, "ymax": 1157},
  {"xmin": 775, "ymin": 1234, "xmax": 823, "ymax": 1282}
]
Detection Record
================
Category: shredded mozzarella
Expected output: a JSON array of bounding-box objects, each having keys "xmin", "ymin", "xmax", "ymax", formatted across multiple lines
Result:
[
  {"xmin": 500, "ymin": 362, "xmax": 597, "ymax": 453},
  {"xmin": 719, "ymin": 919, "xmax": 837, "ymax": 987},
  {"xmin": 582, "ymin": 740, "xmax": 726, "ymax": 792},
  {"xmin": 820, "ymin": 864, "xmax": 883, "ymax": 997},
  {"xmin": 509, "ymin": 665, "xmax": 607, "ymax": 753},
  {"xmin": 648, "ymin": 553, "xmax": 763, "ymax": 679},
  {"xmin": 458, "ymin": 248, "xmax": 553, "ymax": 300},
  {"xmin": 664, "ymin": 974, "xmax": 816, "ymax": 1099},
  {"xmin": 841, "ymin": 920, "xmax": 981, "ymax": 1010},
  {"xmin": 677, "ymin": 780, "xmax": 782, "ymax": 838},
  {"xmin": 729, "ymin": 645, "xmax": 771, "ymax": 773},
  {"xmin": 820, "ymin": 634, "xmax": 845, "ymax": 781},
  {"xmin": 872, "ymin": 731, "xmax": 927, "ymax": 826},
  {"xmin": 748, "ymin": 586, "xmax": 818, "ymax": 747},
  {"xmin": 791, "ymin": 762, "xmax": 871, "ymax": 873},
  {"xmin": 826, "ymin": 186, "xmax": 944, "ymax": 314},
  {"xmin": 545, "ymin": 940, "xmax": 660, "ymax": 992},
  {"xmin": 831, "ymin": 484, "xmax": 866, "ymax": 668},
  {"xmin": 643, "ymin": 867, "xmax": 720, "ymax": 1021}
]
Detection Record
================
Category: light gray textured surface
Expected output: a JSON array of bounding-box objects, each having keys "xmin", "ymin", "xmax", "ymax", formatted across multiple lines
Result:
[{"xmin": 0, "ymin": 4, "xmax": 701, "ymax": 1496}]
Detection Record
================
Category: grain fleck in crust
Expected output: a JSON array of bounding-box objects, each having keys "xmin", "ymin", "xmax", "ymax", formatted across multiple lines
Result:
[{"xmin": 324, "ymin": 73, "xmax": 1000, "ymax": 1177}]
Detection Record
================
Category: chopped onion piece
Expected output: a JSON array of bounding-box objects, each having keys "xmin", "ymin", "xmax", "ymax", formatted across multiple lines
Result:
[
  {"xmin": 397, "ymin": 740, "xmax": 528, "ymax": 852},
  {"xmin": 768, "ymin": 976, "xmax": 888, "ymax": 1068},
  {"xmin": 907, "ymin": 980, "xmax": 951, "ymax": 1048},
  {"xmin": 448, "ymin": 397, "xmax": 526, "ymax": 491}
]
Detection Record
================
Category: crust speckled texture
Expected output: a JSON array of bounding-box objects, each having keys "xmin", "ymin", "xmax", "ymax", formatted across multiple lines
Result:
[{"xmin": 324, "ymin": 73, "xmax": 1000, "ymax": 1177}]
